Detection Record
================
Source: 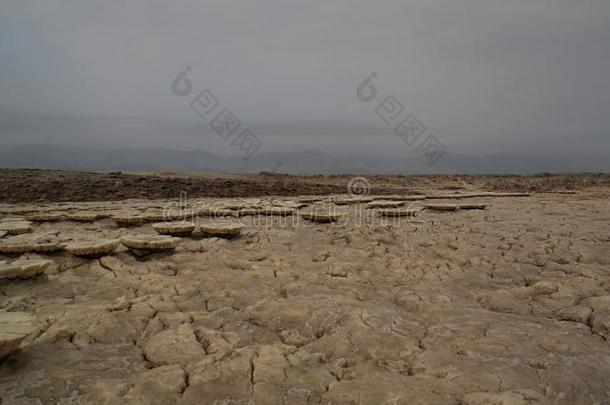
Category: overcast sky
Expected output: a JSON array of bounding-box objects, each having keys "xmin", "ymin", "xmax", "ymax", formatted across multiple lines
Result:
[{"xmin": 1, "ymin": 0, "xmax": 609, "ymax": 158}]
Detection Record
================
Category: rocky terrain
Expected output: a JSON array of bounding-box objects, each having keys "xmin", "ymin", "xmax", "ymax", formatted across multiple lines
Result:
[
  {"xmin": 1, "ymin": 169, "xmax": 609, "ymax": 203},
  {"xmin": 1, "ymin": 171, "xmax": 610, "ymax": 404}
]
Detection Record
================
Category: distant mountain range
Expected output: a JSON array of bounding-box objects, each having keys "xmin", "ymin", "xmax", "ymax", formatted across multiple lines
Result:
[{"xmin": 0, "ymin": 144, "xmax": 608, "ymax": 174}]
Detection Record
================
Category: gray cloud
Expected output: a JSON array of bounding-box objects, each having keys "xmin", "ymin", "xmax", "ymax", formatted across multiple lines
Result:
[{"xmin": 0, "ymin": 0, "xmax": 609, "ymax": 161}]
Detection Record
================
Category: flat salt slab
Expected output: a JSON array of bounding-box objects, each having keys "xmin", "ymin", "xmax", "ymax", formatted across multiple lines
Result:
[
  {"xmin": 0, "ymin": 312, "xmax": 36, "ymax": 360},
  {"xmin": 195, "ymin": 207, "xmax": 235, "ymax": 217},
  {"xmin": 223, "ymin": 203, "xmax": 261, "ymax": 210},
  {"xmin": 260, "ymin": 207, "xmax": 296, "ymax": 216},
  {"xmin": 489, "ymin": 192, "xmax": 530, "ymax": 197},
  {"xmin": 212, "ymin": 209, "xmax": 237, "ymax": 217},
  {"xmin": 194, "ymin": 207, "xmax": 213, "ymax": 216},
  {"xmin": 334, "ymin": 197, "xmax": 373, "ymax": 205},
  {"xmin": 199, "ymin": 224, "xmax": 242, "ymax": 238},
  {"xmin": 300, "ymin": 212, "xmax": 343, "ymax": 223},
  {"xmin": 399, "ymin": 195, "xmax": 427, "ymax": 201},
  {"xmin": 65, "ymin": 212, "xmax": 101, "ymax": 222},
  {"xmin": 425, "ymin": 193, "xmax": 492, "ymax": 199},
  {"xmin": 298, "ymin": 197, "xmax": 323, "ymax": 204},
  {"xmin": 112, "ymin": 214, "xmax": 146, "ymax": 226},
  {"xmin": 425, "ymin": 203, "xmax": 459, "ymax": 212},
  {"xmin": 235, "ymin": 208, "xmax": 262, "ymax": 217},
  {"xmin": 0, "ymin": 234, "xmax": 65, "ymax": 254},
  {"xmin": 0, "ymin": 217, "xmax": 29, "ymax": 223},
  {"xmin": 158, "ymin": 212, "xmax": 193, "ymax": 221},
  {"xmin": 0, "ymin": 221, "xmax": 33, "ymax": 235},
  {"xmin": 375, "ymin": 195, "xmax": 427, "ymax": 201},
  {"xmin": 152, "ymin": 222, "xmax": 196, "ymax": 236},
  {"xmin": 274, "ymin": 202, "xmax": 308, "ymax": 209},
  {"xmin": 0, "ymin": 259, "xmax": 52, "ymax": 280},
  {"xmin": 121, "ymin": 235, "xmax": 180, "ymax": 251},
  {"xmin": 458, "ymin": 203, "xmax": 489, "ymax": 210},
  {"xmin": 367, "ymin": 201, "xmax": 405, "ymax": 209},
  {"xmin": 65, "ymin": 239, "xmax": 120, "ymax": 257},
  {"xmin": 376, "ymin": 209, "xmax": 419, "ymax": 217},
  {"xmin": 25, "ymin": 213, "xmax": 65, "ymax": 222}
]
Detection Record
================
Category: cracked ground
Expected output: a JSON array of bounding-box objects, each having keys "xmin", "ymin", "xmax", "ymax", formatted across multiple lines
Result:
[{"xmin": 1, "ymin": 180, "xmax": 610, "ymax": 404}]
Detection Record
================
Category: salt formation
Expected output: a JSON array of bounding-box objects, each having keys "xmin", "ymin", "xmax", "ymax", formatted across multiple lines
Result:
[
  {"xmin": 65, "ymin": 239, "xmax": 120, "ymax": 257},
  {"xmin": 367, "ymin": 201, "xmax": 404, "ymax": 209},
  {"xmin": 0, "ymin": 219, "xmax": 33, "ymax": 235},
  {"xmin": 260, "ymin": 207, "xmax": 296, "ymax": 216},
  {"xmin": 458, "ymin": 203, "xmax": 489, "ymax": 210},
  {"xmin": 300, "ymin": 212, "xmax": 343, "ymax": 223},
  {"xmin": 425, "ymin": 203, "xmax": 459, "ymax": 211},
  {"xmin": 65, "ymin": 212, "xmax": 101, "ymax": 222},
  {"xmin": 121, "ymin": 234, "xmax": 180, "ymax": 251},
  {"xmin": 25, "ymin": 212, "xmax": 65, "ymax": 222},
  {"xmin": 0, "ymin": 233, "xmax": 65, "ymax": 254},
  {"xmin": 0, "ymin": 259, "xmax": 52, "ymax": 280},
  {"xmin": 152, "ymin": 222, "xmax": 196, "ymax": 236},
  {"xmin": 376, "ymin": 208, "xmax": 418, "ymax": 217},
  {"xmin": 0, "ymin": 312, "xmax": 36, "ymax": 360},
  {"xmin": 199, "ymin": 223, "xmax": 242, "ymax": 238},
  {"xmin": 112, "ymin": 213, "xmax": 146, "ymax": 226}
]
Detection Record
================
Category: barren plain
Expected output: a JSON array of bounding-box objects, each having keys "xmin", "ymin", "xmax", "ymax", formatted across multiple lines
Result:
[{"xmin": 1, "ymin": 170, "xmax": 610, "ymax": 404}]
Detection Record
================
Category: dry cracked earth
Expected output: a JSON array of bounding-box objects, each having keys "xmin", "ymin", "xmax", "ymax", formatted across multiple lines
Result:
[{"xmin": 1, "ymin": 174, "xmax": 610, "ymax": 405}]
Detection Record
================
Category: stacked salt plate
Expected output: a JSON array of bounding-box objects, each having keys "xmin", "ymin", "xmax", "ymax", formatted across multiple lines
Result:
[
  {"xmin": 152, "ymin": 222, "xmax": 196, "ymax": 236},
  {"xmin": 65, "ymin": 239, "xmax": 121, "ymax": 258},
  {"xmin": 199, "ymin": 222, "xmax": 242, "ymax": 238},
  {"xmin": 0, "ymin": 312, "xmax": 36, "ymax": 360},
  {"xmin": 0, "ymin": 259, "xmax": 52, "ymax": 280},
  {"xmin": 121, "ymin": 234, "xmax": 181, "ymax": 256},
  {"xmin": 0, "ymin": 233, "xmax": 65, "ymax": 254},
  {"xmin": 0, "ymin": 218, "xmax": 33, "ymax": 236}
]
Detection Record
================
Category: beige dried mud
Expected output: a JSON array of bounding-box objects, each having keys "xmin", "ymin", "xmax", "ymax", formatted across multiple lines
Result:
[
  {"xmin": 260, "ymin": 207, "xmax": 296, "ymax": 216},
  {"xmin": 199, "ymin": 223, "xmax": 242, "ymax": 238},
  {"xmin": 333, "ymin": 197, "xmax": 374, "ymax": 205},
  {"xmin": 140, "ymin": 211, "xmax": 169, "ymax": 222},
  {"xmin": 490, "ymin": 192, "xmax": 531, "ymax": 197},
  {"xmin": 0, "ymin": 233, "xmax": 65, "ymax": 254},
  {"xmin": 426, "ymin": 192, "xmax": 493, "ymax": 199},
  {"xmin": 458, "ymin": 203, "xmax": 489, "ymax": 210},
  {"xmin": 121, "ymin": 234, "xmax": 180, "ymax": 251},
  {"xmin": 300, "ymin": 212, "xmax": 344, "ymax": 223},
  {"xmin": 65, "ymin": 212, "xmax": 102, "ymax": 222},
  {"xmin": 379, "ymin": 195, "xmax": 427, "ymax": 201},
  {"xmin": 194, "ymin": 207, "xmax": 235, "ymax": 217},
  {"xmin": 376, "ymin": 208, "xmax": 419, "ymax": 217},
  {"xmin": 65, "ymin": 239, "xmax": 121, "ymax": 257},
  {"xmin": 0, "ymin": 220, "xmax": 33, "ymax": 235},
  {"xmin": 425, "ymin": 203, "xmax": 459, "ymax": 211},
  {"xmin": 0, "ymin": 259, "xmax": 52, "ymax": 279},
  {"xmin": 0, "ymin": 312, "xmax": 36, "ymax": 360},
  {"xmin": 367, "ymin": 200, "xmax": 404, "ymax": 209},
  {"xmin": 236, "ymin": 208, "xmax": 263, "ymax": 217},
  {"xmin": 1, "ymin": 177, "xmax": 610, "ymax": 404},
  {"xmin": 298, "ymin": 197, "xmax": 324, "ymax": 204},
  {"xmin": 275, "ymin": 201, "xmax": 308, "ymax": 209},
  {"xmin": 152, "ymin": 222, "xmax": 196, "ymax": 236},
  {"xmin": 25, "ymin": 212, "xmax": 65, "ymax": 222},
  {"xmin": 112, "ymin": 213, "xmax": 146, "ymax": 227}
]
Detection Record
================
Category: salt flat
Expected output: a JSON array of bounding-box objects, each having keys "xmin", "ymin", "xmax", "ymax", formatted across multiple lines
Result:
[{"xmin": 1, "ymin": 173, "xmax": 610, "ymax": 404}]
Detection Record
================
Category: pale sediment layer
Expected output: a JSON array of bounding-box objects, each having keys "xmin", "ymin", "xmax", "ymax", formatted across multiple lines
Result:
[{"xmin": 1, "ymin": 184, "xmax": 609, "ymax": 404}]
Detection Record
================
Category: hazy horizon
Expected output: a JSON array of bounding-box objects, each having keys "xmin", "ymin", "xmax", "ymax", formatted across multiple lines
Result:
[{"xmin": 1, "ymin": 1, "xmax": 609, "ymax": 168}]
